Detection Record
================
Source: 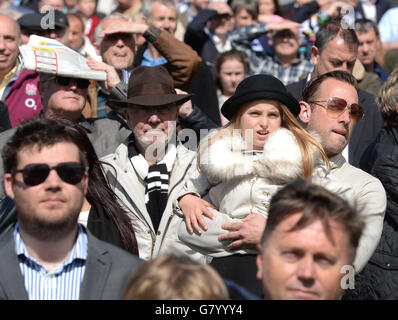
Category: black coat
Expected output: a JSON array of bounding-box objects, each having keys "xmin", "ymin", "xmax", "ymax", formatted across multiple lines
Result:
[
  {"xmin": 287, "ymin": 79, "xmax": 384, "ymax": 168},
  {"xmin": 344, "ymin": 126, "xmax": 398, "ymax": 299}
]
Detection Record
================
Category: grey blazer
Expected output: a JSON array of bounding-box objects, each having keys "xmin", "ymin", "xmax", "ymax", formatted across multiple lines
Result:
[{"xmin": 0, "ymin": 226, "xmax": 142, "ymax": 300}]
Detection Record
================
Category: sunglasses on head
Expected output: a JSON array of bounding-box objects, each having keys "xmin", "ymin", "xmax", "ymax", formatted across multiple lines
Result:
[
  {"xmin": 13, "ymin": 162, "xmax": 87, "ymax": 186},
  {"xmin": 53, "ymin": 76, "xmax": 90, "ymax": 89},
  {"xmin": 308, "ymin": 97, "xmax": 364, "ymax": 120}
]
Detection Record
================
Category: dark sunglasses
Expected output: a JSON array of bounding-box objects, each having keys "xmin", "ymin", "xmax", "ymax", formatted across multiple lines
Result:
[
  {"xmin": 13, "ymin": 162, "xmax": 87, "ymax": 186},
  {"xmin": 308, "ymin": 97, "xmax": 364, "ymax": 120},
  {"xmin": 53, "ymin": 76, "xmax": 90, "ymax": 89}
]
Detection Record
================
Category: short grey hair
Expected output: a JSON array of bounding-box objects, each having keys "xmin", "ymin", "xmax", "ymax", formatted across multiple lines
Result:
[
  {"xmin": 141, "ymin": 0, "xmax": 178, "ymax": 20},
  {"xmin": 94, "ymin": 14, "xmax": 129, "ymax": 46}
]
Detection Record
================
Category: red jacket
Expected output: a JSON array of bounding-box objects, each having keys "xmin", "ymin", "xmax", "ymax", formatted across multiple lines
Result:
[{"xmin": 4, "ymin": 69, "xmax": 42, "ymax": 127}]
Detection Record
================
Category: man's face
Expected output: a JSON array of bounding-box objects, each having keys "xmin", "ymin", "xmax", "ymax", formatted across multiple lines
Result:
[
  {"xmin": 311, "ymin": 37, "xmax": 357, "ymax": 76},
  {"xmin": 126, "ymin": 104, "xmax": 178, "ymax": 153},
  {"xmin": 272, "ymin": 29, "xmax": 300, "ymax": 60},
  {"xmin": 299, "ymin": 78, "xmax": 359, "ymax": 157},
  {"xmin": 208, "ymin": 2, "xmax": 234, "ymax": 36},
  {"xmin": 99, "ymin": 18, "xmax": 135, "ymax": 71},
  {"xmin": 0, "ymin": 15, "xmax": 20, "ymax": 74},
  {"xmin": 234, "ymin": 8, "xmax": 255, "ymax": 29},
  {"xmin": 39, "ymin": 0, "xmax": 65, "ymax": 11},
  {"xmin": 40, "ymin": 76, "xmax": 88, "ymax": 122},
  {"xmin": 77, "ymin": 0, "xmax": 96, "ymax": 18},
  {"xmin": 67, "ymin": 17, "xmax": 84, "ymax": 50},
  {"xmin": 356, "ymin": 29, "xmax": 379, "ymax": 67},
  {"xmin": 148, "ymin": 2, "xmax": 177, "ymax": 35},
  {"xmin": 257, "ymin": 212, "xmax": 351, "ymax": 300},
  {"xmin": 4, "ymin": 142, "xmax": 88, "ymax": 240}
]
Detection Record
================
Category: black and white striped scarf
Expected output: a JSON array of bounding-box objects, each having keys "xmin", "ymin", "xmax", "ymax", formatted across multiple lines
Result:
[{"xmin": 128, "ymin": 135, "xmax": 176, "ymax": 232}]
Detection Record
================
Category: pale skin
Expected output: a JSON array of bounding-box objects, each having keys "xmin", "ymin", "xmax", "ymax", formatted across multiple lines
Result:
[
  {"xmin": 4, "ymin": 142, "xmax": 88, "ymax": 272},
  {"xmin": 256, "ymin": 213, "xmax": 351, "ymax": 300},
  {"xmin": 179, "ymin": 100, "xmax": 281, "ymax": 247}
]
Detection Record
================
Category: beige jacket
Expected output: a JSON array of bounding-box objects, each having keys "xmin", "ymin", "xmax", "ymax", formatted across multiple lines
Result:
[
  {"xmin": 328, "ymin": 154, "xmax": 386, "ymax": 272},
  {"xmin": 102, "ymin": 139, "xmax": 206, "ymax": 263}
]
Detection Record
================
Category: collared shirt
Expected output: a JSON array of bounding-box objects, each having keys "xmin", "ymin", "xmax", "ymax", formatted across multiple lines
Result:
[
  {"xmin": 14, "ymin": 223, "xmax": 88, "ymax": 300},
  {"xmin": 229, "ymin": 23, "xmax": 313, "ymax": 85},
  {"xmin": 0, "ymin": 61, "xmax": 22, "ymax": 101}
]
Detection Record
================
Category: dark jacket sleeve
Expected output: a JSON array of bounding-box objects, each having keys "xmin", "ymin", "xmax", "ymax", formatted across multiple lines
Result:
[
  {"xmin": 178, "ymin": 105, "xmax": 218, "ymax": 145},
  {"xmin": 184, "ymin": 9, "xmax": 218, "ymax": 55},
  {"xmin": 0, "ymin": 102, "xmax": 11, "ymax": 132},
  {"xmin": 289, "ymin": 1, "xmax": 320, "ymax": 23}
]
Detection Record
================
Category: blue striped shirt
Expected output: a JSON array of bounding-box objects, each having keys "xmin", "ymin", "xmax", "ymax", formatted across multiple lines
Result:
[{"xmin": 14, "ymin": 224, "xmax": 88, "ymax": 300}]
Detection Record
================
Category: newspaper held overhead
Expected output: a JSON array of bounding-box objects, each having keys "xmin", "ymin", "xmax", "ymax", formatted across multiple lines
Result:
[{"xmin": 19, "ymin": 35, "xmax": 107, "ymax": 81}]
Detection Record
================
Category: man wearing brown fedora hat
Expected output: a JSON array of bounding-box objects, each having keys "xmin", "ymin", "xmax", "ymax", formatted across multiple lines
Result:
[{"xmin": 101, "ymin": 65, "xmax": 207, "ymax": 262}]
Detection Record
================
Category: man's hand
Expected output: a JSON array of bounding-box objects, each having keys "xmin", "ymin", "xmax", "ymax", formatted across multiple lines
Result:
[
  {"xmin": 99, "ymin": 21, "xmax": 148, "ymax": 39},
  {"xmin": 175, "ymin": 88, "xmax": 193, "ymax": 118},
  {"xmin": 218, "ymin": 214, "xmax": 267, "ymax": 250},
  {"xmin": 86, "ymin": 57, "xmax": 120, "ymax": 92},
  {"xmin": 266, "ymin": 19, "xmax": 301, "ymax": 33}
]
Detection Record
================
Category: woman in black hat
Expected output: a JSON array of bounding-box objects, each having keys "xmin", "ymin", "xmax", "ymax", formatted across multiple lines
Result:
[{"xmin": 175, "ymin": 74, "xmax": 331, "ymax": 296}]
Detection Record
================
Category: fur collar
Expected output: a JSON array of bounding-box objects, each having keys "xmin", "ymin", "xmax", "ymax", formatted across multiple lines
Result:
[{"xmin": 199, "ymin": 128, "xmax": 321, "ymax": 184}]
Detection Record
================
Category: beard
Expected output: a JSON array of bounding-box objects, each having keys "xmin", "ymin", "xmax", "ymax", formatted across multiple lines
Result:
[
  {"xmin": 15, "ymin": 199, "xmax": 83, "ymax": 242},
  {"xmin": 134, "ymin": 126, "xmax": 176, "ymax": 162}
]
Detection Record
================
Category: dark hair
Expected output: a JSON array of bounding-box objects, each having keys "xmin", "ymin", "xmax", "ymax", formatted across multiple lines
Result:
[
  {"xmin": 2, "ymin": 117, "xmax": 88, "ymax": 174},
  {"xmin": 354, "ymin": 18, "xmax": 380, "ymax": 37},
  {"xmin": 315, "ymin": 19, "xmax": 359, "ymax": 54},
  {"xmin": 214, "ymin": 49, "xmax": 248, "ymax": 90},
  {"xmin": 230, "ymin": 0, "xmax": 259, "ymax": 19},
  {"xmin": 56, "ymin": 118, "xmax": 139, "ymax": 255},
  {"xmin": 2, "ymin": 117, "xmax": 139, "ymax": 255},
  {"xmin": 261, "ymin": 180, "xmax": 364, "ymax": 262},
  {"xmin": 302, "ymin": 70, "xmax": 358, "ymax": 103}
]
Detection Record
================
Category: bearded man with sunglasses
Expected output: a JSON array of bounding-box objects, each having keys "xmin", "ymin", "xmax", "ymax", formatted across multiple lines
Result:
[
  {"xmin": 298, "ymin": 70, "xmax": 386, "ymax": 273},
  {"xmin": 0, "ymin": 118, "xmax": 141, "ymax": 300}
]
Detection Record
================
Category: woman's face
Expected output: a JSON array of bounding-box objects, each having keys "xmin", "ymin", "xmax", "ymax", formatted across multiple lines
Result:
[
  {"xmin": 259, "ymin": 0, "xmax": 275, "ymax": 15},
  {"xmin": 239, "ymin": 99, "xmax": 282, "ymax": 150},
  {"xmin": 219, "ymin": 58, "xmax": 245, "ymax": 97}
]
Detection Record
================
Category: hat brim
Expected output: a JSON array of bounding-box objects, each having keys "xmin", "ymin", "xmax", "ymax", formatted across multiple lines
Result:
[
  {"xmin": 109, "ymin": 93, "xmax": 192, "ymax": 107},
  {"xmin": 221, "ymin": 90, "xmax": 300, "ymax": 120}
]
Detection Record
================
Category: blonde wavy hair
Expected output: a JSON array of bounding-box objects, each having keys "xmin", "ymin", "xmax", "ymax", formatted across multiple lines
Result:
[
  {"xmin": 198, "ymin": 100, "xmax": 330, "ymax": 178},
  {"xmin": 377, "ymin": 66, "xmax": 398, "ymax": 126},
  {"xmin": 122, "ymin": 254, "xmax": 229, "ymax": 300}
]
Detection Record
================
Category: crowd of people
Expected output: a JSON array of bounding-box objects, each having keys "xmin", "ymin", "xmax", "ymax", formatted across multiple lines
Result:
[{"xmin": 0, "ymin": 0, "xmax": 397, "ymax": 300}]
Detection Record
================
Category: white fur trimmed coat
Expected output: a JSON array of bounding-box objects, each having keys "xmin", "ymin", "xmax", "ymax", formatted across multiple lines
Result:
[{"xmin": 177, "ymin": 128, "xmax": 354, "ymax": 258}]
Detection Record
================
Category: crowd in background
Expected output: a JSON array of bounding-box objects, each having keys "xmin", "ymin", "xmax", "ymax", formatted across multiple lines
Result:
[{"xmin": 0, "ymin": 0, "xmax": 397, "ymax": 301}]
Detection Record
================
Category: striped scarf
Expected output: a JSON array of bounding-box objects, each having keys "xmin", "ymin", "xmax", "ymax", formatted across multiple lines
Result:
[{"xmin": 128, "ymin": 135, "xmax": 176, "ymax": 232}]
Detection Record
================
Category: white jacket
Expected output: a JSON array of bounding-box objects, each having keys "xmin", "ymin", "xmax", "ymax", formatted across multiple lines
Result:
[
  {"xmin": 177, "ymin": 128, "xmax": 355, "ymax": 258},
  {"xmin": 101, "ymin": 140, "xmax": 207, "ymax": 263}
]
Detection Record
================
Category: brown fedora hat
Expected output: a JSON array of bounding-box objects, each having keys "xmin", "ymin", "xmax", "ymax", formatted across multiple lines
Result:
[{"xmin": 111, "ymin": 65, "xmax": 192, "ymax": 107}]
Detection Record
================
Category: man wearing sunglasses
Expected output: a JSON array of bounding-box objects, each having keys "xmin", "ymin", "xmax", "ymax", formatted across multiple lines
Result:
[
  {"xmin": 298, "ymin": 70, "xmax": 386, "ymax": 274},
  {"xmin": 287, "ymin": 19, "xmax": 384, "ymax": 169},
  {"xmin": 0, "ymin": 118, "xmax": 141, "ymax": 300}
]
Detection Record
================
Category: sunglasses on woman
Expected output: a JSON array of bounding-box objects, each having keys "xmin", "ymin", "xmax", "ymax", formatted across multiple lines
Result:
[
  {"xmin": 308, "ymin": 97, "xmax": 364, "ymax": 120},
  {"xmin": 51, "ymin": 76, "xmax": 90, "ymax": 89},
  {"xmin": 13, "ymin": 162, "xmax": 87, "ymax": 186}
]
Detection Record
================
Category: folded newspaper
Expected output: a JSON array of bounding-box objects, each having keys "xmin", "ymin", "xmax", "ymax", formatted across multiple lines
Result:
[{"xmin": 19, "ymin": 35, "xmax": 107, "ymax": 81}]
